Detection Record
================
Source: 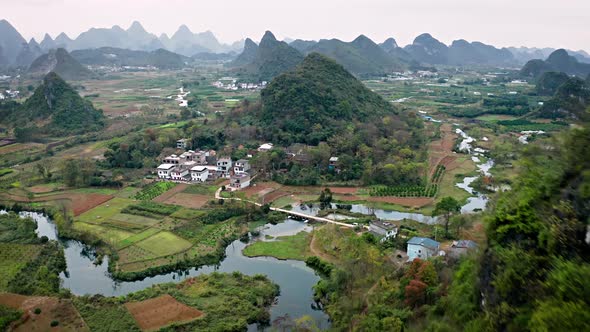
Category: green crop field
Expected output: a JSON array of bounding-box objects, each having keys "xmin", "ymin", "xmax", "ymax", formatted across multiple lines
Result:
[
  {"xmin": 115, "ymin": 228, "xmax": 161, "ymax": 250},
  {"xmin": 183, "ymin": 184, "xmax": 218, "ymax": 195},
  {"xmin": 135, "ymin": 231, "xmax": 192, "ymax": 256},
  {"xmin": 74, "ymin": 222, "xmax": 135, "ymax": 246},
  {"xmin": 134, "ymin": 182, "xmax": 176, "ymax": 200},
  {"xmin": 110, "ymin": 213, "xmax": 160, "ymax": 226},
  {"xmin": 77, "ymin": 198, "xmax": 135, "ymax": 224},
  {"xmin": 174, "ymin": 220, "xmax": 239, "ymax": 247},
  {"xmin": 170, "ymin": 208, "xmax": 206, "ymax": 220},
  {"xmin": 0, "ymin": 243, "xmax": 41, "ymax": 290},
  {"xmin": 242, "ymin": 232, "xmax": 311, "ymax": 261}
]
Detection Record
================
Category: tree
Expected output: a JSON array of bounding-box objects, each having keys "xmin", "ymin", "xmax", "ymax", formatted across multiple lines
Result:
[
  {"xmin": 319, "ymin": 188, "xmax": 333, "ymax": 209},
  {"xmin": 433, "ymin": 197, "xmax": 462, "ymax": 236},
  {"xmin": 61, "ymin": 159, "xmax": 80, "ymax": 187},
  {"xmin": 36, "ymin": 159, "xmax": 54, "ymax": 181},
  {"xmin": 180, "ymin": 108, "xmax": 191, "ymax": 120}
]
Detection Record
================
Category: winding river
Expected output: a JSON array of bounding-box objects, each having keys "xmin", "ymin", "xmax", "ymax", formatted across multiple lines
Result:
[{"xmin": 14, "ymin": 212, "xmax": 330, "ymax": 331}]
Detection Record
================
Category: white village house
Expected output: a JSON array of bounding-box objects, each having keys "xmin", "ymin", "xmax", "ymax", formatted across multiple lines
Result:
[
  {"xmin": 407, "ymin": 237, "xmax": 440, "ymax": 261},
  {"xmin": 258, "ymin": 143, "xmax": 274, "ymax": 152},
  {"xmin": 157, "ymin": 164, "xmax": 175, "ymax": 179},
  {"xmin": 369, "ymin": 221, "xmax": 398, "ymax": 241},
  {"xmin": 216, "ymin": 157, "xmax": 232, "ymax": 178},
  {"xmin": 234, "ymin": 159, "xmax": 251, "ymax": 174},
  {"xmin": 190, "ymin": 166, "xmax": 209, "ymax": 182},
  {"xmin": 230, "ymin": 173, "xmax": 251, "ymax": 190},
  {"xmin": 170, "ymin": 166, "xmax": 190, "ymax": 181}
]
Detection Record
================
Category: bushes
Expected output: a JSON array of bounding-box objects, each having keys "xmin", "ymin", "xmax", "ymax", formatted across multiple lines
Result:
[
  {"xmin": 305, "ymin": 256, "xmax": 333, "ymax": 277},
  {"xmin": 122, "ymin": 201, "xmax": 180, "ymax": 217},
  {"xmin": 134, "ymin": 182, "xmax": 176, "ymax": 200},
  {"xmin": 0, "ymin": 305, "xmax": 22, "ymax": 331}
]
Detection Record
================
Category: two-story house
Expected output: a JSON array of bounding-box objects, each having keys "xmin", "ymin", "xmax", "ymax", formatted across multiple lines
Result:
[
  {"xmin": 157, "ymin": 164, "xmax": 175, "ymax": 179},
  {"xmin": 233, "ymin": 159, "xmax": 251, "ymax": 174},
  {"xmin": 216, "ymin": 157, "xmax": 232, "ymax": 178},
  {"xmin": 190, "ymin": 166, "xmax": 209, "ymax": 182},
  {"xmin": 230, "ymin": 173, "xmax": 251, "ymax": 190},
  {"xmin": 407, "ymin": 237, "xmax": 440, "ymax": 261},
  {"xmin": 369, "ymin": 221, "xmax": 398, "ymax": 242}
]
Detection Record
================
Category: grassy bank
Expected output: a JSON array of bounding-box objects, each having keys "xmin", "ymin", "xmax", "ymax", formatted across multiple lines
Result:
[{"xmin": 243, "ymin": 231, "xmax": 312, "ymax": 261}]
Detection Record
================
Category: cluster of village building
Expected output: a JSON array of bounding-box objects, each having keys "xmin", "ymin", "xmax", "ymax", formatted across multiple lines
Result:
[
  {"xmin": 0, "ymin": 89, "xmax": 19, "ymax": 100},
  {"xmin": 155, "ymin": 139, "xmax": 276, "ymax": 190},
  {"xmin": 212, "ymin": 77, "xmax": 267, "ymax": 91}
]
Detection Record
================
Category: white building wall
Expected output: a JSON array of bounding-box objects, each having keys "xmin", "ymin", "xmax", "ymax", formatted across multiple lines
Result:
[{"xmin": 407, "ymin": 244, "xmax": 436, "ymax": 261}]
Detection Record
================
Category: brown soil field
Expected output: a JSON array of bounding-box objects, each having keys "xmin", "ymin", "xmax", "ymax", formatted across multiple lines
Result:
[
  {"xmin": 163, "ymin": 193, "xmax": 210, "ymax": 209},
  {"xmin": 327, "ymin": 187, "xmax": 359, "ymax": 194},
  {"xmin": 242, "ymin": 182, "xmax": 281, "ymax": 198},
  {"xmin": 28, "ymin": 185, "xmax": 62, "ymax": 194},
  {"xmin": 153, "ymin": 183, "xmax": 188, "ymax": 203},
  {"xmin": 0, "ymin": 293, "xmax": 89, "ymax": 332},
  {"xmin": 125, "ymin": 294, "xmax": 203, "ymax": 331},
  {"xmin": 0, "ymin": 193, "xmax": 113, "ymax": 216},
  {"xmin": 0, "ymin": 143, "xmax": 44, "ymax": 155},
  {"xmin": 367, "ymin": 196, "xmax": 434, "ymax": 208}
]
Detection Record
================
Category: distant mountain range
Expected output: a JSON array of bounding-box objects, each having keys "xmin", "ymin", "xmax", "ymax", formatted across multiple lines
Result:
[
  {"xmin": 521, "ymin": 49, "xmax": 590, "ymax": 78},
  {"xmin": 294, "ymin": 35, "xmax": 405, "ymax": 77},
  {"xmin": 70, "ymin": 47, "xmax": 189, "ymax": 70},
  {"xmin": 1, "ymin": 18, "xmax": 590, "ymax": 72}
]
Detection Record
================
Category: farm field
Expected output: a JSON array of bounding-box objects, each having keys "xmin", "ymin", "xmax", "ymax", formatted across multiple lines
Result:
[
  {"xmin": 70, "ymin": 185, "xmax": 247, "ymax": 277},
  {"xmin": 124, "ymin": 294, "xmax": 204, "ymax": 331},
  {"xmin": 161, "ymin": 192, "xmax": 211, "ymax": 209},
  {"xmin": 0, "ymin": 293, "xmax": 90, "ymax": 332},
  {"xmin": 122, "ymin": 273, "xmax": 279, "ymax": 331}
]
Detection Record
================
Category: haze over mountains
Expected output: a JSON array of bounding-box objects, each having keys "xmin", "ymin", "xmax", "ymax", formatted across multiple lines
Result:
[{"xmin": 2, "ymin": 18, "xmax": 590, "ymax": 77}]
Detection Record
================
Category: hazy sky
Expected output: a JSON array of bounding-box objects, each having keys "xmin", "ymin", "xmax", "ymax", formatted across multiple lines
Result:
[{"xmin": 3, "ymin": 0, "xmax": 590, "ymax": 51}]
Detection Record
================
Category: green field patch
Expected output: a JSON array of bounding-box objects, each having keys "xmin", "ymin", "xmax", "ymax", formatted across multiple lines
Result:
[
  {"xmin": 122, "ymin": 201, "xmax": 180, "ymax": 217},
  {"xmin": 242, "ymin": 232, "xmax": 311, "ymax": 261},
  {"xmin": 135, "ymin": 231, "xmax": 193, "ymax": 257},
  {"xmin": 70, "ymin": 187, "xmax": 118, "ymax": 195},
  {"xmin": 74, "ymin": 222, "xmax": 135, "ymax": 246},
  {"xmin": 115, "ymin": 186, "xmax": 140, "ymax": 198},
  {"xmin": 174, "ymin": 219, "xmax": 239, "ymax": 248},
  {"xmin": 0, "ymin": 243, "xmax": 41, "ymax": 290},
  {"xmin": 110, "ymin": 213, "xmax": 160, "ymax": 226},
  {"xmin": 134, "ymin": 182, "xmax": 176, "ymax": 200},
  {"xmin": 0, "ymin": 168, "xmax": 14, "ymax": 177},
  {"xmin": 182, "ymin": 184, "xmax": 218, "ymax": 195},
  {"xmin": 77, "ymin": 197, "xmax": 135, "ymax": 224},
  {"xmin": 170, "ymin": 208, "xmax": 206, "ymax": 220},
  {"xmin": 116, "ymin": 228, "xmax": 161, "ymax": 250}
]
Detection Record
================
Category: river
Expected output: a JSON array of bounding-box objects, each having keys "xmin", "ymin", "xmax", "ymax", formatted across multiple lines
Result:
[{"xmin": 14, "ymin": 212, "xmax": 330, "ymax": 331}]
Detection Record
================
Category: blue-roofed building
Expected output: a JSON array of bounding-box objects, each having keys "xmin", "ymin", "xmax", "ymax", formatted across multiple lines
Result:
[{"xmin": 407, "ymin": 237, "xmax": 440, "ymax": 261}]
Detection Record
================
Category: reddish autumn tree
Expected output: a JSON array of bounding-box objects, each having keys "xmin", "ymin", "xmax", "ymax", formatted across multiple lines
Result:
[{"xmin": 404, "ymin": 279, "xmax": 428, "ymax": 307}]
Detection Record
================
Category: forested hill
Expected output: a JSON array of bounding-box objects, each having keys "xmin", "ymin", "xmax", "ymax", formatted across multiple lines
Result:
[
  {"xmin": 28, "ymin": 48, "xmax": 95, "ymax": 81},
  {"xmin": 3, "ymin": 72, "xmax": 105, "ymax": 138},
  {"xmin": 259, "ymin": 52, "xmax": 409, "ymax": 144},
  {"xmin": 428, "ymin": 121, "xmax": 590, "ymax": 331}
]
